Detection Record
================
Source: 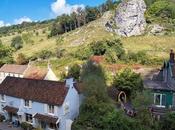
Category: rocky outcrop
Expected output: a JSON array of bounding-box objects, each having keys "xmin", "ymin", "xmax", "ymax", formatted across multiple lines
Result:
[
  {"xmin": 114, "ymin": 0, "xmax": 147, "ymax": 37},
  {"xmin": 149, "ymin": 24, "xmax": 165, "ymax": 35}
]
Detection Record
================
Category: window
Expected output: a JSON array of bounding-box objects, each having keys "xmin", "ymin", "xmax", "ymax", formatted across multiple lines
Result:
[
  {"xmin": 25, "ymin": 113, "xmax": 33, "ymax": 123},
  {"xmin": 24, "ymin": 100, "xmax": 32, "ymax": 108},
  {"xmin": 0, "ymin": 94, "xmax": 5, "ymax": 102},
  {"xmin": 48, "ymin": 105, "xmax": 54, "ymax": 114},
  {"xmin": 154, "ymin": 93, "xmax": 166, "ymax": 107}
]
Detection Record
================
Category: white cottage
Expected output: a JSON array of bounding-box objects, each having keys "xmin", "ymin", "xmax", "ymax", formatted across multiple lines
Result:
[
  {"xmin": 0, "ymin": 64, "xmax": 58, "ymax": 83},
  {"xmin": 0, "ymin": 77, "xmax": 81, "ymax": 130}
]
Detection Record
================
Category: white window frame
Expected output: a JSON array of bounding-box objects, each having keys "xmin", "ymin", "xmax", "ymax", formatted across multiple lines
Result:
[
  {"xmin": 47, "ymin": 104, "xmax": 55, "ymax": 115},
  {"xmin": 25, "ymin": 113, "xmax": 33, "ymax": 124},
  {"xmin": 0, "ymin": 94, "xmax": 6, "ymax": 102},
  {"xmin": 154, "ymin": 93, "xmax": 166, "ymax": 108},
  {"xmin": 24, "ymin": 100, "xmax": 32, "ymax": 108}
]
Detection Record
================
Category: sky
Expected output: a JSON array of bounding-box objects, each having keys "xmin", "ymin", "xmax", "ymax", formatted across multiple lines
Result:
[{"xmin": 0, "ymin": 0, "xmax": 105, "ymax": 27}]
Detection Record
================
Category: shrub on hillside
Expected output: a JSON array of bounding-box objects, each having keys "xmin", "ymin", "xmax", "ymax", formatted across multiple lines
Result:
[
  {"xmin": 16, "ymin": 53, "xmax": 28, "ymax": 65},
  {"xmin": 11, "ymin": 36, "xmax": 23, "ymax": 50},
  {"xmin": 37, "ymin": 50, "xmax": 54, "ymax": 60}
]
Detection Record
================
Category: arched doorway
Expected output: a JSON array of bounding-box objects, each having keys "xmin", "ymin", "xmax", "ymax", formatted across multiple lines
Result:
[{"xmin": 118, "ymin": 91, "xmax": 127, "ymax": 103}]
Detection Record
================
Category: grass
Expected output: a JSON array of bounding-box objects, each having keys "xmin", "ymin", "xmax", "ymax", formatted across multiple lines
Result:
[{"xmin": 1, "ymin": 11, "xmax": 175, "ymax": 76}]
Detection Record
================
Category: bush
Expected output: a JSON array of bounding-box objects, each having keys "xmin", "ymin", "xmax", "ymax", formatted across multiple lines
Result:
[
  {"xmin": 113, "ymin": 68, "xmax": 143, "ymax": 98},
  {"xmin": 0, "ymin": 115, "xmax": 5, "ymax": 122},
  {"xmin": 68, "ymin": 64, "xmax": 81, "ymax": 80},
  {"xmin": 11, "ymin": 36, "xmax": 23, "ymax": 50},
  {"xmin": 74, "ymin": 46, "xmax": 93, "ymax": 60},
  {"xmin": 91, "ymin": 41, "xmax": 107, "ymax": 56},
  {"xmin": 16, "ymin": 53, "xmax": 28, "ymax": 65},
  {"xmin": 36, "ymin": 50, "xmax": 54, "ymax": 59},
  {"xmin": 160, "ymin": 112, "xmax": 175, "ymax": 130},
  {"xmin": 21, "ymin": 122, "xmax": 33, "ymax": 130}
]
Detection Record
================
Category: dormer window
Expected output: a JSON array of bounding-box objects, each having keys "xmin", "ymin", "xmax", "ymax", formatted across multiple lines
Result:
[
  {"xmin": 0, "ymin": 94, "xmax": 5, "ymax": 102},
  {"xmin": 48, "ymin": 105, "xmax": 54, "ymax": 114},
  {"xmin": 24, "ymin": 100, "xmax": 32, "ymax": 108}
]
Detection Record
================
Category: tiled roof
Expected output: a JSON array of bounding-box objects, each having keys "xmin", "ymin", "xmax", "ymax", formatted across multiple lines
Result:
[
  {"xmin": 34, "ymin": 113, "xmax": 59, "ymax": 124},
  {"xmin": 90, "ymin": 56, "xmax": 104, "ymax": 64},
  {"xmin": 24, "ymin": 66, "xmax": 47, "ymax": 80},
  {"xmin": 0, "ymin": 77, "xmax": 69, "ymax": 106},
  {"xmin": 0, "ymin": 64, "xmax": 28, "ymax": 74},
  {"xmin": 3, "ymin": 106, "xmax": 18, "ymax": 114}
]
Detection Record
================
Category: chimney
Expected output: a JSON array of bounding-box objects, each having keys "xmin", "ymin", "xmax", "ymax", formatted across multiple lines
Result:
[
  {"xmin": 47, "ymin": 60, "xmax": 51, "ymax": 70},
  {"xmin": 66, "ymin": 78, "xmax": 75, "ymax": 88},
  {"xmin": 170, "ymin": 49, "xmax": 175, "ymax": 64}
]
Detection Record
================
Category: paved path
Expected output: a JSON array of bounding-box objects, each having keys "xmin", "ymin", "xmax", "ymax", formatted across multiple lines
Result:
[{"xmin": 0, "ymin": 122, "xmax": 22, "ymax": 130}]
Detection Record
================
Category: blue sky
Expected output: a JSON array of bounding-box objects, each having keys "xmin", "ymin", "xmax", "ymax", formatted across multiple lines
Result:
[{"xmin": 0, "ymin": 0, "xmax": 105, "ymax": 26}]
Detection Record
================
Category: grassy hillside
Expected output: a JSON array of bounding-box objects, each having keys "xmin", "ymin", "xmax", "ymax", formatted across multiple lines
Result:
[{"xmin": 1, "ymin": 10, "xmax": 175, "ymax": 78}]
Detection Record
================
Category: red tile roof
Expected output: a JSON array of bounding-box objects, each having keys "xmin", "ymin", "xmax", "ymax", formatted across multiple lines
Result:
[
  {"xmin": 24, "ymin": 66, "xmax": 47, "ymax": 80},
  {"xmin": 0, "ymin": 77, "xmax": 68, "ymax": 106},
  {"xmin": 0, "ymin": 64, "xmax": 28, "ymax": 74},
  {"xmin": 90, "ymin": 56, "xmax": 104, "ymax": 64},
  {"xmin": 34, "ymin": 113, "xmax": 58, "ymax": 124}
]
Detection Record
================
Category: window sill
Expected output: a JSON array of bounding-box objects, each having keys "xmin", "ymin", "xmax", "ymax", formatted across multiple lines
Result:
[{"xmin": 24, "ymin": 106, "xmax": 32, "ymax": 109}]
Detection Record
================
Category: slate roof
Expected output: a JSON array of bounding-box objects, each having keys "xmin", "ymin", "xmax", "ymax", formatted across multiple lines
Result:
[
  {"xmin": 34, "ymin": 113, "xmax": 59, "ymax": 124},
  {"xmin": 0, "ymin": 64, "xmax": 28, "ymax": 74},
  {"xmin": 0, "ymin": 77, "xmax": 69, "ymax": 106}
]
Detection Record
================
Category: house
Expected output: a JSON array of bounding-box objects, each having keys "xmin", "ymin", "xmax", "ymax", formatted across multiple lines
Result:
[
  {"xmin": 144, "ymin": 50, "xmax": 175, "ymax": 118},
  {"xmin": 0, "ymin": 77, "xmax": 81, "ymax": 130},
  {"xmin": 0, "ymin": 64, "xmax": 58, "ymax": 83}
]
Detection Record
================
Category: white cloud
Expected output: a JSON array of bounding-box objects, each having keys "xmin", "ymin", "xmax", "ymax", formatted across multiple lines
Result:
[
  {"xmin": 14, "ymin": 16, "xmax": 32, "ymax": 24},
  {"xmin": 51, "ymin": 0, "xmax": 85, "ymax": 16},
  {"xmin": 0, "ymin": 20, "xmax": 11, "ymax": 27}
]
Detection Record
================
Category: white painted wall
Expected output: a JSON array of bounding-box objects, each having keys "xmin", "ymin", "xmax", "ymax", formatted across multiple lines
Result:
[{"xmin": 0, "ymin": 72, "xmax": 23, "ymax": 83}]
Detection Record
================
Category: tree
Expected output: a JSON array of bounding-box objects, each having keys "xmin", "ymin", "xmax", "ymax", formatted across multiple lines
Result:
[
  {"xmin": 16, "ymin": 53, "xmax": 28, "ymax": 65},
  {"xmin": 160, "ymin": 112, "xmax": 175, "ymax": 130},
  {"xmin": 49, "ymin": 23, "xmax": 64, "ymax": 37},
  {"xmin": 113, "ymin": 68, "xmax": 143, "ymax": 98},
  {"xmin": 68, "ymin": 64, "xmax": 81, "ymax": 80},
  {"xmin": 11, "ymin": 36, "xmax": 23, "ymax": 50},
  {"xmin": 0, "ymin": 44, "xmax": 13, "ymax": 66},
  {"xmin": 72, "ymin": 61, "xmax": 114, "ymax": 130}
]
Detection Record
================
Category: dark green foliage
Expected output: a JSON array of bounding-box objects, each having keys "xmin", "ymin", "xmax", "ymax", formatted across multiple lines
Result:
[
  {"xmin": 113, "ymin": 68, "xmax": 143, "ymax": 98},
  {"xmin": 11, "ymin": 36, "xmax": 23, "ymax": 50},
  {"xmin": 0, "ymin": 115, "xmax": 5, "ymax": 122},
  {"xmin": 85, "ymin": 6, "xmax": 101, "ymax": 22},
  {"xmin": 127, "ymin": 51, "xmax": 150, "ymax": 65},
  {"xmin": 91, "ymin": 41, "xmax": 107, "ymax": 55},
  {"xmin": 36, "ymin": 50, "xmax": 54, "ymax": 59},
  {"xmin": 0, "ymin": 44, "xmax": 13, "ymax": 66},
  {"xmin": 68, "ymin": 64, "xmax": 81, "ymax": 80},
  {"xmin": 91, "ymin": 39, "xmax": 125, "ymax": 61},
  {"xmin": 21, "ymin": 122, "xmax": 33, "ymax": 130},
  {"xmin": 160, "ymin": 112, "xmax": 175, "ymax": 130},
  {"xmin": 146, "ymin": 0, "xmax": 175, "ymax": 23},
  {"xmin": 49, "ymin": 23, "xmax": 64, "ymax": 37},
  {"xmin": 74, "ymin": 46, "xmax": 93, "ymax": 60}
]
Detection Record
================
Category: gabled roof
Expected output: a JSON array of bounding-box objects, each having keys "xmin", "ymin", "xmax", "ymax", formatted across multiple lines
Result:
[
  {"xmin": 0, "ymin": 64, "xmax": 28, "ymax": 74},
  {"xmin": 24, "ymin": 66, "xmax": 48, "ymax": 80},
  {"xmin": 0, "ymin": 77, "xmax": 69, "ymax": 106}
]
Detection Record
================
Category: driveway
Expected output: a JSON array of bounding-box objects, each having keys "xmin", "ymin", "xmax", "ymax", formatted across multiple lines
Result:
[{"xmin": 0, "ymin": 122, "xmax": 22, "ymax": 130}]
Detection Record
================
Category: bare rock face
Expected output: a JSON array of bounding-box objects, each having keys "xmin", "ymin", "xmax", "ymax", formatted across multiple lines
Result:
[{"xmin": 114, "ymin": 0, "xmax": 147, "ymax": 37}]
